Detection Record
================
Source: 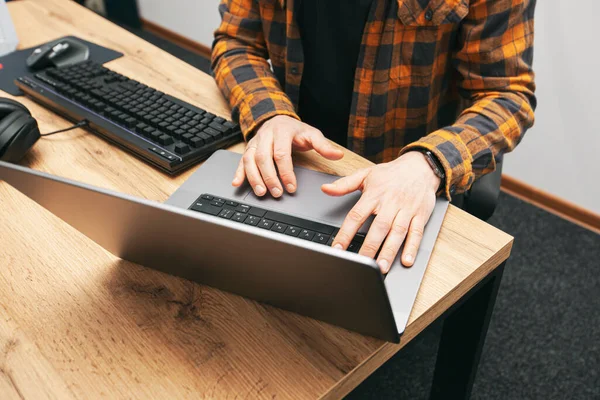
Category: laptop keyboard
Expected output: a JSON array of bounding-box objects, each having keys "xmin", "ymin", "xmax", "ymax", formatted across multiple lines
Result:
[{"xmin": 189, "ymin": 194, "xmax": 366, "ymax": 252}]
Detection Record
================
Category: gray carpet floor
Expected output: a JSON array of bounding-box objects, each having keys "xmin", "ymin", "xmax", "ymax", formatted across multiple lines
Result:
[
  {"xmin": 348, "ymin": 192, "xmax": 600, "ymax": 400},
  {"xmin": 129, "ymin": 28, "xmax": 600, "ymax": 399}
]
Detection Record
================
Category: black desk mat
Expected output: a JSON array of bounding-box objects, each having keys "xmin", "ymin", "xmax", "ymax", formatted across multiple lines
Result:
[{"xmin": 0, "ymin": 36, "xmax": 123, "ymax": 96}]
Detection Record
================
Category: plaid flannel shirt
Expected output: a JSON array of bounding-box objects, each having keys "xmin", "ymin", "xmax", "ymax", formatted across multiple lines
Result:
[{"xmin": 212, "ymin": 0, "xmax": 536, "ymax": 199}]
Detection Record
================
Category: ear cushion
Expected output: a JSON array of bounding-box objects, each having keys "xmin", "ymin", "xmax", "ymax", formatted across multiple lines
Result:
[
  {"xmin": 0, "ymin": 111, "xmax": 40, "ymax": 162},
  {"xmin": 0, "ymin": 98, "xmax": 32, "ymax": 119}
]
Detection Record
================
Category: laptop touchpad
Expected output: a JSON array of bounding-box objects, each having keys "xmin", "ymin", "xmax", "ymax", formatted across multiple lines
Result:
[{"xmin": 242, "ymin": 167, "xmax": 371, "ymax": 232}]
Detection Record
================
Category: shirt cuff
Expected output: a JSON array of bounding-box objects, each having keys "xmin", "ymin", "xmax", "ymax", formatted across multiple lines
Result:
[
  {"xmin": 399, "ymin": 129, "xmax": 474, "ymax": 200},
  {"xmin": 236, "ymin": 90, "xmax": 300, "ymax": 140}
]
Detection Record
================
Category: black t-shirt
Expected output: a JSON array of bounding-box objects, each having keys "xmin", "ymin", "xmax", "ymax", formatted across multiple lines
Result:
[{"xmin": 296, "ymin": 0, "xmax": 373, "ymax": 147}]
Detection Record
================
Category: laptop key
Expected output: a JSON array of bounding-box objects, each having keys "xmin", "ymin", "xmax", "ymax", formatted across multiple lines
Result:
[
  {"xmin": 284, "ymin": 226, "xmax": 301, "ymax": 237},
  {"xmin": 248, "ymin": 207, "xmax": 266, "ymax": 218},
  {"xmin": 232, "ymin": 212, "xmax": 247, "ymax": 223},
  {"xmin": 235, "ymin": 204, "xmax": 250, "ymax": 213},
  {"xmin": 272, "ymin": 223, "xmax": 288, "ymax": 233},
  {"xmin": 218, "ymin": 209, "xmax": 234, "ymax": 219},
  {"xmin": 200, "ymin": 194, "xmax": 213, "ymax": 200},
  {"xmin": 354, "ymin": 233, "xmax": 366, "ymax": 243},
  {"xmin": 258, "ymin": 219, "xmax": 274, "ymax": 229},
  {"xmin": 244, "ymin": 215, "xmax": 260, "ymax": 226},
  {"xmin": 347, "ymin": 241, "xmax": 360, "ymax": 253},
  {"xmin": 210, "ymin": 200, "xmax": 224, "ymax": 207},
  {"xmin": 326, "ymin": 237, "xmax": 334, "ymax": 246},
  {"xmin": 226, "ymin": 200, "xmax": 238, "ymax": 206},
  {"xmin": 299, "ymin": 229, "xmax": 315, "ymax": 240},
  {"xmin": 190, "ymin": 201, "xmax": 221, "ymax": 216},
  {"xmin": 313, "ymin": 233, "xmax": 330, "ymax": 245}
]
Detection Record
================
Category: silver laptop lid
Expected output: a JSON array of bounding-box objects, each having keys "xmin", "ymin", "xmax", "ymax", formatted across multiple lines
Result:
[{"xmin": 0, "ymin": 160, "xmax": 400, "ymax": 342}]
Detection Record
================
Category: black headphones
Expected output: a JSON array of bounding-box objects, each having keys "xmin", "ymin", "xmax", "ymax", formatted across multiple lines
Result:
[{"xmin": 0, "ymin": 98, "xmax": 41, "ymax": 162}]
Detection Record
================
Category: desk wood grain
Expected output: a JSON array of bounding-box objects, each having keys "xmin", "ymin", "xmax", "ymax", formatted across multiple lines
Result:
[{"xmin": 0, "ymin": 1, "xmax": 513, "ymax": 398}]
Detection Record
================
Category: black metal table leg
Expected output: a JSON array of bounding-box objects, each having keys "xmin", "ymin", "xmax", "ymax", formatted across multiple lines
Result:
[{"xmin": 429, "ymin": 261, "xmax": 507, "ymax": 400}]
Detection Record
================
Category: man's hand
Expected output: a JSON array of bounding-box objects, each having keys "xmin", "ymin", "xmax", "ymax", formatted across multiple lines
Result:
[
  {"xmin": 322, "ymin": 151, "xmax": 441, "ymax": 273},
  {"xmin": 233, "ymin": 115, "xmax": 344, "ymax": 196}
]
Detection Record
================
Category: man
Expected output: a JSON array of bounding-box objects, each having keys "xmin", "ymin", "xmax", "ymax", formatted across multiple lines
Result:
[{"xmin": 212, "ymin": 0, "xmax": 536, "ymax": 273}]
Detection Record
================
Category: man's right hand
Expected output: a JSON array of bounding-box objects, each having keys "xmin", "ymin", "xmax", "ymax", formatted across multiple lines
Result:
[{"xmin": 232, "ymin": 115, "xmax": 344, "ymax": 197}]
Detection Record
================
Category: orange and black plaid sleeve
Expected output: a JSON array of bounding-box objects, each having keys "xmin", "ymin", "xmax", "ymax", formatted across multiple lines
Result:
[
  {"xmin": 212, "ymin": 0, "xmax": 300, "ymax": 139},
  {"xmin": 400, "ymin": 0, "xmax": 536, "ymax": 199}
]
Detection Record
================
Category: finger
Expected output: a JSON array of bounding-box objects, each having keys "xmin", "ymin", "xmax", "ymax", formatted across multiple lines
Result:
[
  {"xmin": 358, "ymin": 206, "xmax": 398, "ymax": 262},
  {"xmin": 401, "ymin": 215, "xmax": 426, "ymax": 267},
  {"xmin": 273, "ymin": 134, "xmax": 297, "ymax": 193},
  {"xmin": 242, "ymin": 145, "xmax": 267, "ymax": 196},
  {"xmin": 321, "ymin": 169, "xmax": 369, "ymax": 197},
  {"xmin": 255, "ymin": 131, "xmax": 283, "ymax": 197},
  {"xmin": 232, "ymin": 157, "xmax": 245, "ymax": 187},
  {"xmin": 332, "ymin": 198, "xmax": 375, "ymax": 250},
  {"xmin": 376, "ymin": 209, "xmax": 412, "ymax": 273},
  {"xmin": 305, "ymin": 130, "xmax": 344, "ymax": 160}
]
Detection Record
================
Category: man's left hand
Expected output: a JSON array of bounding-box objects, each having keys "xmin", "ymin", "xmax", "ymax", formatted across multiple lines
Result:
[{"xmin": 321, "ymin": 151, "xmax": 441, "ymax": 273}]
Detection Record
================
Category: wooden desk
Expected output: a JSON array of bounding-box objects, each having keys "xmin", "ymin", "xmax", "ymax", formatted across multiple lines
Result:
[{"xmin": 0, "ymin": 1, "xmax": 513, "ymax": 398}]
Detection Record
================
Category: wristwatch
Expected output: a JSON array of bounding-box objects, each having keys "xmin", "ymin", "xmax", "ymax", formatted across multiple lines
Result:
[{"xmin": 416, "ymin": 150, "xmax": 446, "ymax": 191}]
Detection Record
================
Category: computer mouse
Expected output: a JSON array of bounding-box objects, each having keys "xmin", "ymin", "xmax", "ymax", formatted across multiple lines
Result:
[{"xmin": 26, "ymin": 38, "xmax": 90, "ymax": 70}]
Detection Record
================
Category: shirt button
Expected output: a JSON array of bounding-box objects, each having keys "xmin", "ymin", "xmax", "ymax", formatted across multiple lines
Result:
[
  {"xmin": 290, "ymin": 66, "xmax": 299, "ymax": 75},
  {"xmin": 425, "ymin": 9, "xmax": 433, "ymax": 21}
]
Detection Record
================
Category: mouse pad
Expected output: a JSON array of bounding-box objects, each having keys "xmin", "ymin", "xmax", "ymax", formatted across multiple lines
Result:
[{"xmin": 0, "ymin": 36, "xmax": 123, "ymax": 96}]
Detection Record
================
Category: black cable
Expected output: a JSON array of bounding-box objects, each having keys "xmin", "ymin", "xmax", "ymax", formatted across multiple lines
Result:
[{"xmin": 40, "ymin": 120, "xmax": 89, "ymax": 137}]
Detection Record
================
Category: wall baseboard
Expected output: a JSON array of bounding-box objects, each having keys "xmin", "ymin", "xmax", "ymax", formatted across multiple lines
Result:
[
  {"xmin": 140, "ymin": 18, "xmax": 211, "ymax": 59},
  {"xmin": 137, "ymin": 20, "xmax": 600, "ymax": 235},
  {"xmin": 501, "ymin": 175, "xmax": 600, "ymax": 234}
]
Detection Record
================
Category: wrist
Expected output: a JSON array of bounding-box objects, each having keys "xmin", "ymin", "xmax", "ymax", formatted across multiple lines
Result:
[{"xmin": 401, "ymin": 151, "xmax": 443, "ymax": 192}]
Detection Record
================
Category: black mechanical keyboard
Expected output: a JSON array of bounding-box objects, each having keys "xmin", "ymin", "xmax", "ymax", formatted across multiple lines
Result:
[
  {"xmin": 189, "ymin": 194, "xmax": 366, "ymax": 253},
  {"xmin": 15, "ymin": 61, "xmax": 242, "ymax": 174}
]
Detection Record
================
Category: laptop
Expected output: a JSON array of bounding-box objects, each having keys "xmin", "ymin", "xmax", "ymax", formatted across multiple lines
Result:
[{"xmin": 0, "ymin": 150, "xmax": 449, "ymax": 343}]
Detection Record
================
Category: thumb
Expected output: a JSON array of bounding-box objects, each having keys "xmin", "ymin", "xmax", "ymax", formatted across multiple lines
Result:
[
  {"xmin": 321, "ymin": 169, "xmax": 369, "ymax": 197},
  {"xmin": 306, "ymin": 131, "xmax": 344, "ymax": 160}
]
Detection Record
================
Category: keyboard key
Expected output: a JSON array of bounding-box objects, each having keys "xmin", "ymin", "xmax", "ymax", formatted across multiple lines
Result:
[
  {"xmin": 284, "ymin": 226, "xmax": 301, "ymax": 237},
  {"xmin": 226, "ymin": 200, "xmax": 238, "ymax": 206},
  {"xmin": 244, "ymin": 215, "xmax": 260, "ymax": 226},
  {"xmin": 312, "ymin": 233, "xmax": 330, "ymax": 245},
  {"xmin": 258, "ymin": 219, "xmax": 274, "ymax": 229},
  {"xmin": 209, "ymin": 121, "xmax": 227, "ymax": 132},
  {"xmin": 174, "ymin": 143, "xmax": 190, "ymax": 154},
  {"xmin": 347, "ymin": 241, "xmax": 360, "ymax": 253},
  {"xmin": 210, "ymin": 200, "xmax": 224, "ymax": 207},
  {"xmin": 235, "ymin": 204, "xmax": 250, "ymax": 213},
  {"xmin": 299, "ymin": 229, "xmax": 315, "ymax": 241},
  {"xmin": 218, "ymin": 208, "xmax": 234, "ymax": 219},
  {"xmin": 200, "ymin": 194, "xmax": 213, "ymax": 200},
  {"xmin": 189, "ymin": 137, "xmax": 204, "ymax": 148},
  {"xmin": 272, "ymin": 223, "xmax": 288, "ymax": 233},
  {"xmin": 204, "ymin": 127, "xmax": 222, "ymax": 139},
  {"xmin": 149, "ymin": 131, "xmax": 162, "ymax": 142},
  {"xmin": 199, "ymin": 132, "xmax": 214, "ymax": 143},
  {"xmin": 190, "ymin": 201, "xmax": 220, "ymax": 216},
  {"xmin": 158, "ymin": 134, "xmax": 174, "ymax": 145},
  {"xmin": 248, "ymin": 207, "xmax": 266, "ymax": 218},
  {"xmin": 354, "ymin": 233, "xmax": 366, "ymax": 244},
  {"xmin": 232, "ymin": 212, "xmax": 247, "ymax": 223}
]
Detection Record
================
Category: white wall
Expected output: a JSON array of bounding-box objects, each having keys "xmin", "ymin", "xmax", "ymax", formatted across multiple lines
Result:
[
  {"xmin": 137, "ymin": 0, "xmax": 600, "ymax": 215},
  {"xmin": 137, "ymin": 0, "xmax": 220, "ymax": 48},
  {"xmin": 503, "ymin": 0, "xmax": 600, "ymax": 215}
]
